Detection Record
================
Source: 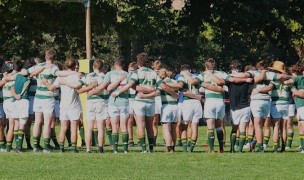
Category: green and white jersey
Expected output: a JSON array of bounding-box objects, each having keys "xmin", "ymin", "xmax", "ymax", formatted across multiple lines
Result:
[
  {"xmin": 159, "ymin": 78, "xmax": 178, "ymax": 105},
  {"xmin": 128, "ymin": 73, "xmax": 136, "ymax": 100},
  {"xmin": 129, "ymin": 67, "xmax": 163, "ymax": 103},
  {"xmin": 177, "ymin": 73, "xmax": 201, "ymax": 100},
  {"xmin": 197, "ymin": 71, "xmax": 230, "ymax": 99},
  {"xmin": 104, "ymin": 70, "xmax": 129, "ymax": 106},
  {"xmin": 270, "ymin": 80, "xmax": 291, "ymax": 105},
  {"xmin": 249, "ymin": 71, "xmax": 277, "ymax": 100},
  {"xmin": 292, "ymin": 76, "xmax": 304, "ymax": 109},
  {"xmin": 2, "ymin": 81, "xmax": 14, "ymax": 101},
  {"xmin": 80, "ymin": 72, "xmax": 109, "ymax": 101},
  {"xmin": 27, "ymin": 62, "xmax": 60, "ymax": 99}
]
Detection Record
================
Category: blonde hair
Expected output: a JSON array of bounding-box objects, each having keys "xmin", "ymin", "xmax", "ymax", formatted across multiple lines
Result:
[{"xmin": 158, "ymin": 68, "xmax": 168, "ymax": 80}]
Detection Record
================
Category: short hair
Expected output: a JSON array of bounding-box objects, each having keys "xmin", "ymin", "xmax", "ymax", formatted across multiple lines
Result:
[
  {"xmin": 128, "ymin": 62, "xmax": 138, "ymax": 69},
  {"xmin": 24, "ymin": 58, "xmax": 36, "ymax": 69},
  {"xmin": 136, "ymin": 52, "xmax": 149, "ymax": 67},
  {"xmin": 152, "ymin": 60, "xmax": 162, "ymax": 70},
  {"xmin": 158, "ymin": 68, "xmax": 168, "ymax": 79},
  {"xmin": 64, "ymin": 58, "xmax": 76, "ymax": 70},
  {"xmin": 93, "ymin": 59, "xmax": 103, "ymax": 71},
  {"xmin": 180, "ymin": 64, "xmax": 190, "ymax": 71},
  {"xmin": 34, "ymin": 57, "xmax": 42, "ymax": 64},
  {"xmin": 230, "ymin": 60, "xmax": 242, "ymax": 71},
  {"xmin": 256, "ymin": 60, "xmax": 266, "ymax": 70},
  {"xmin": 13, "ymin": 60, "xmax": 24, "ymax": 72},
  {"xmin": 101, "ymin": 63, "xmax": 111, "ymax": 74},
  {"xmin": 288, "ymin": 64, "xmax": 298, "ymax": 75},
  {"xmin": 114, "ymin": 56, "xmax": 125, "ymax": 68},
  {"xmin": 205, "ymin": 58, "xmax": 216, "ymax": 70},
  {"xmin": 45, "ymin": 49, "xmax": 56, "ymax": 61},
  {"xmin": 245, "ymin": 65, "xmax": 256, "ymax": 72},
  {"xmin": 55, "ymin": 61, "xmax": 63, "ymax": 70}
]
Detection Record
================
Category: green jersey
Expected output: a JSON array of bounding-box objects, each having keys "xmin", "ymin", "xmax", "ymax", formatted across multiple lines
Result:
[
  {"xmin": 250, "ymin": 71, "xmax": 277, "ymax": 100},
  {"xmin": 3, "ymin": 81, "xmax": 14, "ymax": 101},
  {"xmin": 270, "ymin": 80, "xmax": 291, "ymax": 105},
  {"xmin": 129, "ymin": 67, "xmax": 163, "ymax": 103},
  {"xmin": 14, "ymin": 73, "xmax": 30, "ymax": 100},
  {"xmin": 104, "ymin": 70, "xmax": 129, "ymax": 106},
  {"xmin": 292, "ymin": 76, "xmax": 304, "ymax": 108},
  {"xmin": 159, "ymin": 78, "xmax": 178, "ymax": 105},
  {"xmin": 177, "ymin": 73, "xmax": 201, "ymax": 100}
]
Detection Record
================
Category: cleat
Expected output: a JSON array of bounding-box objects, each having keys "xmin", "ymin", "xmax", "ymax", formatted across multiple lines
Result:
[
  {"xmin": 33, "ymin": 148, "xmax": 40, "ymax": 153},
  {"xmin": 124, "ymin": 151, "xmax": 128, "ymax": 154},
  {"xmin": 300, "ymin": 150, "xmax": 304, "ymax": 154},
  {"xmin": 72, "ymin": 149, "xmax": 79, "ymax": 153},
  {"xmin": 98, "ymin": 147, "xmax": 104, "ymax": 154},
  {"xmin": 263, "ymin": 144, "xmax": 267, "ymax": 150},
  {"xmin": 43, "ymin": 149, "xmax": 51, "ymax": 154},
  {"xmin": 114, "ymin": 151, "xmax": 118, "ymax": 154},
  {"xmin": 141, "ymin": 150, "xmax": 147, "ymax": 154},
  {"xmin": 128, "ymin": 141, "xmax": 135, "ymax": 147},
  {"xmin": 86, "ymin": 151, "xmax": 92, "ymax": 154}
]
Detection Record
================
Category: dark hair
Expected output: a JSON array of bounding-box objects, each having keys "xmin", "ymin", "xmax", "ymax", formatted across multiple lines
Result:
[
  {"xmin": 180, "ymin": 64, "xmax": 190, "ymax": 71},
  {"xmin": 114, "ymin": 56, "xmax": 126, "ymax": 68},
  {"xmin": 65, "ymin": 58, "xmax": 76, "ymax": 70},
  {"xmin": 13, "ymin": 60, "xmax": 24, "ymax": 72},
  {"xmin": 24, "ymin": 58, "xmax": 36, "ymax": 69},
  {"xmin": 230, "ymin": 60, "xmax": 242, "ymax": 71},
  {"xmin": 45, "ymin": 49, "xmax": 56, "ymax": 61},
  {"xmin": 101, "ymin": 63, "xmax": 111, "ymax": 74},
  {"xmin": 93, "ymin": 59, "xmax": 103, "ymax": 71},
  {"xmin": 136, "ymin": 52, "xmax": 149, "ymax": 67},
  {"xmin": 205, "ymin": 58, "xmax": 216, "ymax": 70},
  {"xmin": 256, "ymin": 60, "xmax": 266, "ymax": 70}
]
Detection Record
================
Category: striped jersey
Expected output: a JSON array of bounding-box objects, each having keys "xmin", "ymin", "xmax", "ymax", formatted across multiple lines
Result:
[
  {"xmin": 292, "ymin": 76, "xmax": 304, "ymax": 109},
  {"xmin": 128, "ymin": 73, "xmax": 136, "ymax": 99},
  {"xmin": 270, "ymin": 80, "xmax": 291, "ymax": 105},
  {"xmin": 80, "ymin": 72, "xmax": 109, "ymax": 101},
  {"xmin": 129, "ymin": 67, "xmax": 163, "ymax": 103},
  {"xmin": 249, "ymin": 71, "xmax": 277, "ymax": 100},
  {"xmin": 197, "ymin": 71, "xmax": 230, "ymax": 99},
  {"xmin": 27, "ymin": 62, "xmax": 60, "ymax": 99},
  {"xmin": 159, "ymin": 78, "xmax": 178, "ymax": 104},
  {"xmin": 104, "ymin": 70, "xmax": 129, "ymax": 106},
  {"xmin": 177, "ymin": 73, "xmax": 201, "ymax": 100},
  {"xmin": 2, "ymin": 81, "xmax": 14, "ymax": 101}
]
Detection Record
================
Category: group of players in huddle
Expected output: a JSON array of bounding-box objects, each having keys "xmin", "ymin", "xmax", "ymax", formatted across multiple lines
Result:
[{"xmin": 1, "ymin": 49, "xmax": 304, "ymax": 154}]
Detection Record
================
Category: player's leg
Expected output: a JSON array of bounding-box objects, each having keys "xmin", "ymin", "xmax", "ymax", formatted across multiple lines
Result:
[
  {"xmin": 263, "ymin": 117, "xmax": 271, "ymax": 149},
  {"xmin": 0, "ymin": 118, "xmax": 5, "ymax": 151},
  {"xmin": 119, "ymin": 106, "xmax": 129, "ymax": 153},
  {"xmin": 32, "ymin": 112, "xmax": 43, "ymax": 152},
  {"xmin": 128, "ymin": 112, "xmax": 135, "ymax": 147},
  {"xmin": 58, "ymin": 120, "xmax": 69, "ymax": 152},
  {"xmin": 42, "ymin": 112, "xmax": 53, "ymax": 153},
  {"xmin": 96, "ymin": 119, "xmax": 106, "ymax": 153},
  {"xmin": 85, "ymin": 120, "xmax": 94, "ymax": 153},
  {"xmin": 105, "ymin": 118, "xmax": 112, "ymax": 146},
  {"xmin": 70, "ymin": 119, "xmax": 79, "ymax": 153},
  {"xmin": 110, "ymin": 115, "xmax": 119, "ymax": 153},
  {"xmin": 50, "ymin": 115, "xmax": 60, "ymax": 149}
]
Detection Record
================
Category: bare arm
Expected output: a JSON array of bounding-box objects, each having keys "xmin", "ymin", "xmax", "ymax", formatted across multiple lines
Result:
[
  {"xmin": 55, "ymin": 70, "xmax": 78, "ymax": 77},
  {"xmin": 230, "ymin": 72, "xmax": 251, "ymax": 78},
  {"xmin": 28, "ymin": 66, "xmax": 46, "ymax": 77},
  {"xmin": 277, "ymin": 74, "xmax": 292, "ymax": 81},
  {"xmin": 254, "ymin": 70, "xmax": 266, "ymax": 84},
  {"xmin": 164, "ymin": 81, "xmax": 184, "ymax": 89},
  {"xmin": 88, "ymin": 81, "xmax": 110, "ymax": 96},
  {"xmin": 107, "ymin": 74, "xmax": 127, "ymax": 92},
  {"xmin": 159, "ymin": 83, "xmax": 179, "ymax": 99},
  {"xmin": 202, "ymin": 82, "xmax": 225, "ymax": 93},
  {"xmin": 3, "ymin": 74, "xmax": 16, "ymax": 82},
  {"xmin": 292, "ymin": 88, "xmax": 304, "ymax": 98},
  {"xmin": 229, "ymin": 77, "xmax": 253, "ymax": 84},
  {"xmin": 205, "ymin": 71, "xmax": 225, "ymax": 85},
  {"xmin": 252, "ymin": 84, "xmax": 274, "ymax": 95},
  {"xmin": 11, "ymin": 86, "xmax": 21, "ymax": 100},
  {"xmin": 42, "ymin": 80, "xmax": 57, "ymax": 92},
  {"xmin": 137, "ymin": 90, "xmax": 160, "ymax": 99},
  {"xmin": 183, "ymin": 73, "xmax": 198, "ymax": 84},
  {"xmin": 111, "ymin": 81, "xmax": 136, "ymax": 98},
  {"xmin": 136, "ymin": 86, "xmax": 156, "ymax": 93},
  {"xmin": 0, "ymin": 79, "xmax": 7, "ymax": 88},
  {"xmin": 60, "ymin": 78, "xmax": 83, "ymax": 90},
  {"xmin": 183, "ymin": 91, "xmax": 202, "ymax": 100},
  {"xmin": 284, "ymin": 78, "xmax": 294, "ymax": 85},
  {"xmin": 77, "ymin": 81, "xmax": 98, "ymax": 94}
]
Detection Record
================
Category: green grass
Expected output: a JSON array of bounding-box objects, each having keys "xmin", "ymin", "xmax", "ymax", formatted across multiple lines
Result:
[{"xmin": 0, "ymin": 126, "xmax": 303, "ymax": 179}]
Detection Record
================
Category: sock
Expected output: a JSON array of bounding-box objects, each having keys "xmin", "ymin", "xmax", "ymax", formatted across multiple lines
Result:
[
  {"xmin": 176, "ymin": 137, "xmax": 181, "ymax": 145},
  {"xmin": 112, "ymin": 133, "xmax": 119, "ymax": 152},
  {"xmin": 257, "ymin": 143, "xmax": 264, "ymax": 152},
  {"xmin": 287, "ymin": 132, "xmax": 294, "ymax": 148},
  {"xmin": 247, "ymin": 135, "xmax": 253, "ymax": 144},
  {"xmin": 230, "ymin": 132, "xmax": 236, "ymax": 152},
  {"xmin": 263, "ymin": 136, "xmax": 269, "ymax": 146},
  {"xmin": 216, "ymin": 129, "xmax": 224, "ymax": 151},
  {"xmin": 65, "ymin": 128, "xmax": 71, "ymax": 145},
  {"xmin": 235, "ymin": 137, "xmax": 239, "ymax": 147},
  {"xmin": 122, "ymin": 132, "xmax": 128, "ymax": 152},
  {"xmin": 71, "ymin": 142, "xmax": 77, "ymax": 151},
  {"xmin": 14, "ymin": 130, "xmax": 19, "ymax": 147},
  {"xmin": 17, "ymin": 129, "xmax": 25, "ymax": 149},
  {"xmin": 0, "ymin": 140, "xmax": 5, "ymax": 149},
  {"xmin": 51, "ymin": 135, "xmax": 60, "ymax": 147},
  {"xmin": 59, "ymin": 142, "xmax": 64, "ymax": 151},
  {"xmin": 167, "ymin": 146, "xmax": 173, "ymax": 152},
  {"xmin": 239, "ymin": 132, "xmax": 246, "ymax": 152},
  {"xmin": 148, "ymin": 137, "xmax": 154, "ymax": 152},
  {"xmin": 300, "ymin": 134, "xmax": 304, "ymax": 149},
  {"xmin": 189, "ymin": 140, "xmax": 196, "ymax": 152},
  {"xmin": 6, "ymin": 141, "xmax": 12, "ymax": 152},
  {"xmin": 245, "ymin": 137, "xmax": 248, "ymax": 144},
  {"xmin": 93, "ymin": 129, "xmax": 98, "ymax": 146},
  {"xmin": 98, "ymin": 146, "xmax": 104, "ymax": 153},
  {"xmin": 181, "ymin": 138, "xmax": 187, "ymax": 152},
  {"xmin": 187, "ymin": 138, "xmax": 191, "ymax": 147},
  {"xmin": 106, "ymin": 128, "xmax": 112, "ymax": 145},
  {"xmin": 25, "ymin": 134, "xmax": 32, "ymax": 148},
  {"xmin": 44, "ymin": 138, "xmax": 50, "ymax": 150},
  {"xmin": 33, "ymin": 136, "xmax": 39, "ymax": 149},
  {"xmin": 154, "ymin": 136, "xmax": 157, "ymax": 146},
  {"xmin": 80, "ymin": 126, "xmax": 85, "ymax": 145},
  {"xmin": 208, "ymin": 129, "xmax": 215, "ymax": 152},
  {"xmin": 273, "ymin": 142, "xmax": 279, "ymax": 152},
  {"xmin": 139, "ymin": 136, "xmax": 146, "ymax": 152}
]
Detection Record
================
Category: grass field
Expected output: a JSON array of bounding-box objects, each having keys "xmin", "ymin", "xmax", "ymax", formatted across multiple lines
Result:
[{"xmin": 0, "ymin": 126, "xmax": 303, "ymax": 179}]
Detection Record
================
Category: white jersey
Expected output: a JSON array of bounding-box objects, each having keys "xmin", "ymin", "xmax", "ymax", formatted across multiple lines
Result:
[{"xmin": 53, "ymin": 74, "xmax": 81, "ymax": 111}]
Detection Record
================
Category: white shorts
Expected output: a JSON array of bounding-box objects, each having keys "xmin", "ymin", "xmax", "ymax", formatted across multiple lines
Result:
[
  {"xmin": 204, "ymin": 99, "xmax": 225, "ymax": 120},
  {"xmin": 270, "ymin": 104, "xmax": 289, "ymax": 120},
  {"xmin": 181, "ymin": 99, "xmax": 202, "ymax": 124},
  {"xmin": 33, "ymin": 98, "xmax": 55, "ymax": 114},
  {"xmin": 108, "ymin": 105, "xmax": 129, "ymax": 118},
  {"xmin": 297, "ymin": 106, "xmax": 304, "ymax": 120},
  {"xmin": 133, "ymin": 101, "xmax": 155, "ymax": 117},
  {"xmin": 3, "ymin": 100, "xmax": 15, "ymax": 119},
  {"xmin": 29, "ymin": 96, "xmax": 35, "ymax": 115},
  {"xmin": 289, "ymin": 104, "xmax": 296, "ymax": 117},
  {"xmin": 0, "ymin": 103, "xmax": 4, "ymax": 119},
  {"xmin": 250, "ymin": 100, "xmax": 270, "ymax": 119},
  {"xmin": 60, "ymin": 109, "xmax": 81, "ymax": 121},
  {"xmin": 230, "ymin": 107, "xmax": 251, "ymax": 125},
  {"xmin": 54, "ymin": 99, "xmax": 60, "ymax": 118},
  {"xmin": 129, "ymin": 99, "xmax": 135, "ymax": 115},
  {"xmin": 13, "ymin": 99, "xmax": 29, "ymax": 120},
  {"xmin": 86, "ymin": 100, "xmax": 108, "ymax": 121},
  {"xmin": 161, "ymin": 104, "xmax": 178, "ymax": 123},
  {"xmin": 155, "ymin": 96, "xmax": 162, "ymax": 114}
]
